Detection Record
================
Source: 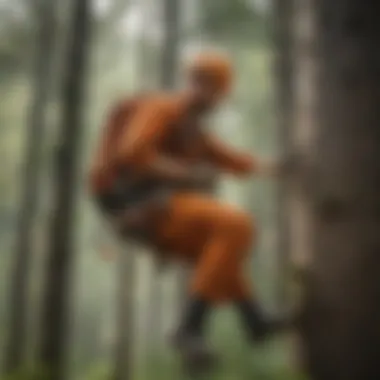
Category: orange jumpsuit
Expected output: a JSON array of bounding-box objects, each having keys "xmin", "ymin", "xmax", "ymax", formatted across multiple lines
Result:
[{"xmin": 90, "ymin": 93, "xmax": 258, "ymax": 304}]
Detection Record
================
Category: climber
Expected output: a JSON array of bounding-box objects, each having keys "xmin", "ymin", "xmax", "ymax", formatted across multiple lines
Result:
[{"xmin": 89, "ymin": 51, "xmax": 291, "ymax": 371}]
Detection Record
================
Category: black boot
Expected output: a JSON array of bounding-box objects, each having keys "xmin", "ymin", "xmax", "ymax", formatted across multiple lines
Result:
[
  {"xmin": 236, "ymin": 299, "xmax": 290, "ymax": 343},
  {"xmin": 171, "ymin": 297, "xmax": 217, "ymax": 374}
]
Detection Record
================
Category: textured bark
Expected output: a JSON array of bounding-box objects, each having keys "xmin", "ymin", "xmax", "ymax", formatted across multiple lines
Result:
[
  {"xmin": 4, "ymin": 0, "xmax": 57, "ymax": 373},
  {"xmin": 300, "ymin": 1, "xmax": 380, "ymax": 379},
  {"xmin": 39, "ymin": 0, "xmax": 91, "ymax": 379}
]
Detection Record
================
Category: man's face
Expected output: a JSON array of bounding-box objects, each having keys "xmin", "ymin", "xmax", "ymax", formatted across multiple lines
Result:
[{"xmin": 188, "ymin": 71, "xmax": 221, "ymax": 113}]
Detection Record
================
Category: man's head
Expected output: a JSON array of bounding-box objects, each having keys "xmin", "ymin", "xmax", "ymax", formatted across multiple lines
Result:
[{"xmin": 185, "ymin": 52, "xmax": 233, "ymax": 112}]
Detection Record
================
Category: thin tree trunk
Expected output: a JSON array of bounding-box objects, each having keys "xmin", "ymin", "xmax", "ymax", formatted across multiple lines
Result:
[
  {"xmin": 291, "ymin": 0, "xmax": 317, "ymax": 274},
  {"xmin": 39, "ymin": 0, "xmax": 91, "ymax": 379},
  {"xmin": 272, "ymin": 0, "xmax": 295, "ymax": 311},
  {"xmin": 113, "ymin": 247, "xmax": 135, "ymax": 380},
  {"xmin": 136, "ymin": 0, "xmax": 160, "ymax": 91},
  {"xmin": 161, "ymin": 0, "xmax": 189, "ymax": 318},
  {"xmin": 160, "ymin": 0, "xmax": 181, "ymax": 88},
  {"xmin": 287, "ymin": 0, "xmax": 317, "ymax": 369},
  {"xmin": 113, "ymin": 2, "xmax": 138, "ymax": 377},
  {"xmin": 300, "ymin": 1, "xmax": 380, "ymax": 379},
  {"xmin": 146, "ymin": 0, "xmax": 182, "ymax": 347},
  {"xmin": 4, "ymin": 0, "xmax": 57, "ymax": 374}
]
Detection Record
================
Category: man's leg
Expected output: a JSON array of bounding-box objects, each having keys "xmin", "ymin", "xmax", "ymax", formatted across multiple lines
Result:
[
  {"xmin": 158, "ymin": 193, "xmax": 288, "ymax": 348},
  {"xmin": 189, "ymin": 208, "xmax": 286, "ymax": 342}
]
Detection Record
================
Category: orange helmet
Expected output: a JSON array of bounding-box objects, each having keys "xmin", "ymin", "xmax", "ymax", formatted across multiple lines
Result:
[{"xmin": 187, "ymin": 52, "xmax": 233, "ymax": 96}]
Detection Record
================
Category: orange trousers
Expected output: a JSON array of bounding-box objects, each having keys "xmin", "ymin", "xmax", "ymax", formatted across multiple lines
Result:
[{"xmin": 154, "ymin": 192, "xmax": 256, "ymax": 304}]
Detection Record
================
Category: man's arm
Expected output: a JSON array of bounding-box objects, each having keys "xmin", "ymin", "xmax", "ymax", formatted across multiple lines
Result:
[
  {"xmin": 251, "ymin": 157, "xmax": 286, "ymax": 177},
  {"xmin": 204, "ymin": 135, "xmax": 256, "ymax": 176},
  {"xmin": 205, "ymin": 134, "xmax": 287, "ymax": 178}
]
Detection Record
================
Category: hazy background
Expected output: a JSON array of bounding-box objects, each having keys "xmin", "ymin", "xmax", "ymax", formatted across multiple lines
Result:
[{"xmin": 0, "ymin": 0, "xmax": 315, "ymax": 379}]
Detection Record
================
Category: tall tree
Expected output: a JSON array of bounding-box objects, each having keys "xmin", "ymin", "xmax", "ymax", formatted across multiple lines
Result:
[
  {"xmin": 113, "ymin": 2, "xmax": 141, "ymax": 377},
  {"xmin": 146, "ymin": 0, "xmax": 182, "ymax": 346},
  {"xmin": 272, "ymin": 0, "xmax": 295, "ymax": 310},
  {"xmin": 290, "ymin": 0, "xmax": 317, "ymax": 272},
  {"xmin": 113, "ymin": 245, "xmax": 135, "ymax": 380},
  {"xmin": 300, "ymin": 1, "xmax": 380, "ymax": 379},
  {"xmin": 38, "ymin": 0, "xmax": 91, "ymax": 378},
  {"xmin": 160, "ymin": 0, "xmax": 181, "ymax": 88},
  {"xmin": 284, "ymin": 0, "xmax": 317, "ymax": 367},
  {"xmin": 161, "ymin": 0, "xmax": 186, "ymax": 314},
  {"xmin": 4, "ymin": 0, "xmax": 57, "ymax": 374}
]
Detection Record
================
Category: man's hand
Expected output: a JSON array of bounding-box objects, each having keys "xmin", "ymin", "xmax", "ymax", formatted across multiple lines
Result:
[
  {"xmin": 254, "ymin": 158, "xmax": 280, "ymax": 177},
  {"xmin": 255, "ymin": 151, "xmax": 301, "ymax": 178}
]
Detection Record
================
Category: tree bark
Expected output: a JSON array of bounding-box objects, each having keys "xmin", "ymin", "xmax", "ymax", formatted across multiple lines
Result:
[
  {"xmin": 272, "ymin": 0, "xmax": 295, "ymax": 311},
  {"xmin": 161, "ymin": 0, "xmax": 189, "ymax": 318},
  {"xmin": 4, "ymin": 0, "xmax": 57, "ymax": 374},
  {"xmin": 300, "ymin": 1, "xmax": 380, "ymax": 379},
  {"xmin": 286, "ymin": 0, "xmax": 317, "ymax": 369},
  {"xmin": 38, "ymin": 0, "xmax": 91, "ymax": 379},
  {"xmin": 291, "ymin": 0, "xmax": 317, "ymax": 275},
  {"xmin": 113, "ymin": 247, "xmax": 135, "ymax": 380},
  {"xmin": 145, "ymin": 0, "xmax": 182, "ymax": 347}
]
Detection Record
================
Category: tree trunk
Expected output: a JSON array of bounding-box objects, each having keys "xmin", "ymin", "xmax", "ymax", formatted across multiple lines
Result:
[
  {"xmin": 4, "ymin": 0, "xmax": 57, "ymax": 374},
  {"xmin": 113, "ymin": 247, "xmax": 135, "ymax": 380},
  {"xmin": 112, "ymin": 2, "xmax": 139, "ymax": 377},
  {"xmin": 161, "ymin": 0, "xmax": 189, "ymax": 319},
  {"xmin": 38, "ymin": 0, "xmax": 91, "ymax": 379},
  {"xmin": 272, "ymin": 0, "xmax": 295, "ymax": 311},
  {"xmin": 291, "ymin": 0, "xmax": 317, "ymax": 274},
  {"xmin": 145, "ymin": 0, "xmax": 182, "ymax": 347},
  {"xmin": 160, "ymin": 0, "xmax": 181, "ymax": 88},
  {"xmin": 300, "ymin": 1, "xmax": 380, "ymax": 379},
  {"xmin": 286, "ymin": 0, "xmax": 317, "ymax": 368}
]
